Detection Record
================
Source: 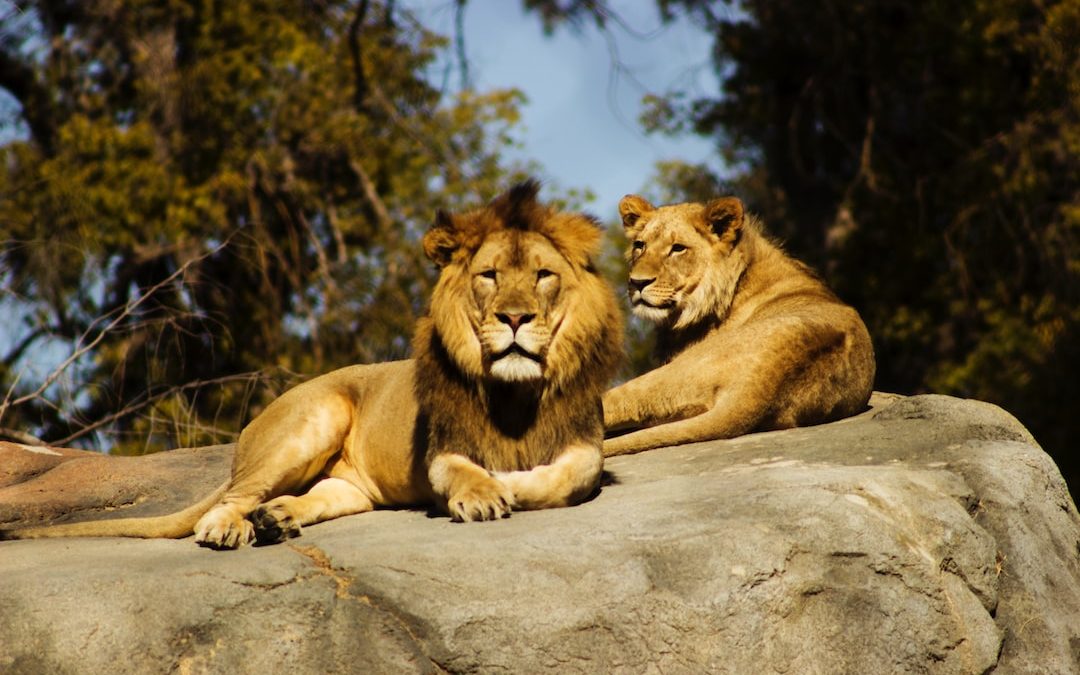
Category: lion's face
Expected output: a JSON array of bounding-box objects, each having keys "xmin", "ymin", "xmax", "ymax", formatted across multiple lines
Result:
[
  {"xmin": 422, "ymin": 181, "xmax": 622, "ymax": 391},
  {"xmin": 619, "ymin": 195, "xmax": 748, "ymax": 330},
  {"xmin": 469, "ymin": 230, "xmax": 573, "ymax": 382}
]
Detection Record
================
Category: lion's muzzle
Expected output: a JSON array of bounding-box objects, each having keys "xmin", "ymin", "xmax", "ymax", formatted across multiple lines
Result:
[
  {"xmin": 485, "ymin": 319, "xmax": 547, "ymax": 382},
  {"xmin": 629, "ymin": 278, "xmax": 676, "ymax": 322}
]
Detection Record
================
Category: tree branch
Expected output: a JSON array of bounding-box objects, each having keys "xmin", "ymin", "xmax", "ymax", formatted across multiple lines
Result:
[
  {"xmin": 51, "ymin": 371, "xmax": 270, "ymax": 446},
  {"xmin": 347, "ymin": 0, "xmax": 372, "ymax": 112},
  {"xmin": 454, "ymin": 0, "xmax": 471, "ymax": 90},
  {"xmin": 0, "ymin": 238, "xmax": 232, "ymax": 427},
  {"xmin": 0, "ymin": 46, "xmax": 55, "ymax": 151},
  {"xmin": 0, "ymin": 426, "xmax": 45, "ymax": 446},
  {"xmin": 349, "ymin": 158, "xmax": 394, "ymax": 231},
  {"xmin": 1, "ymin": 326, "xmax": 48, "ymax": 368}
]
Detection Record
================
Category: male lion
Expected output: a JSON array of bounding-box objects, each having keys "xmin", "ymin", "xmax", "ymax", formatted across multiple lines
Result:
[
  {"xmin": 602, "ymin": 194, "xmax": 874, "ymax": 456},
  {"xmin": 2, "ymin": 181, "xmax": 623, "ymax": 549}
]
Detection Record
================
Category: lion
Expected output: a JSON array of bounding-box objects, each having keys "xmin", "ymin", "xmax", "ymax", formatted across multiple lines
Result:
[
  {"xmin": 602, "ymin": 194, "xmax": 874, "ymax": 457},
  {"xmin": 1, "ymin": 181, "xmax": 623, "ymax": 549}
]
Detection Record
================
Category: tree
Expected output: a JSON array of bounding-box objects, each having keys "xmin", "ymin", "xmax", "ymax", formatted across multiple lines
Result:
[
  {"xmin": 0, "ymin": 0, "xmax": 528, "ymax": 453},
  {"xmin": 529, "ymin": 0, "xmax": 1080, "ymax": 494}
]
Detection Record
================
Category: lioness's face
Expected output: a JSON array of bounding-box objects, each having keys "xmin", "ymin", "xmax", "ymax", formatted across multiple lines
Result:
[
  {"xmin": 619, "ymin": 195, "xmax": 745, "ymax": 329},
  {"xmin": 469, "ymin": 230, "xmax": 573, "ymax": 382},
  {"xmin": 625, "ymin": 213, "xmax": 715, "ymax": 324}
]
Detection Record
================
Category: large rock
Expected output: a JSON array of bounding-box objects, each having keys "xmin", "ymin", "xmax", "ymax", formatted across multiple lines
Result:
[{"xmin": 1, "ymin": 394, "xmax": 1078, "ymax": 674}]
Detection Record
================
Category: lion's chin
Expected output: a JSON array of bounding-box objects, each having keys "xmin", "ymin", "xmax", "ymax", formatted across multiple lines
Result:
[
  {"xmin": 631, "ymin": 302, "xmax": 674, "ymax": 324},
  {"xmin": 489, "ymin": 353, "xmax": 544, "ymax": 382}
]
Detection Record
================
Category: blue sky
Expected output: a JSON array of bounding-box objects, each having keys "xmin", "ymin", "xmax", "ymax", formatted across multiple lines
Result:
[{"xmin": 407, "ymin": 0, "xmax": 724, "ymax": 217}]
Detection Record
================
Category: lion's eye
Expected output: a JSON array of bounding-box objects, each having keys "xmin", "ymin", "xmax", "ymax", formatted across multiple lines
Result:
[
  {"xmin": 632, "ymin": 240, "xmax": 645, "ymax": 252},
  {"xmin": 478, "ymin": 269, "xmax": 497, "ymax": 281},
  {"xmin": 669, "ymin": 243, "xmax": 687, "ymax": 255},
  {"xmin": 536, "ymin": 269, "xmax": 555, "ymax": 281}
]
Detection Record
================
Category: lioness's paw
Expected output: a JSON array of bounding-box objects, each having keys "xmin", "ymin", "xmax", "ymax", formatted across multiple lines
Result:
[
  {"xmin": 448, "ymin": 478, "xmax": 514, "ymax": 523},
  {"xmin": 195, "ymin": 509, "xmax": 255, "ymax": 550},
  {"xmin": 250, "ymin": 504, "xmax": 301, "ymax": 545}
]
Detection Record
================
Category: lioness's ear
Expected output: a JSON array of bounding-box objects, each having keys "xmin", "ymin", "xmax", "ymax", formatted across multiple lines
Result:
[
  {"xmin": 423, "ymin": 209, "xmax": 459, "ymax": 267},
  {"xmin": 705, "ymin": 197, "xmax": 744, "ymax": 242},
  {"xmin": 618, "ymin": 195, "xmax": 654, "ymax": 234}
]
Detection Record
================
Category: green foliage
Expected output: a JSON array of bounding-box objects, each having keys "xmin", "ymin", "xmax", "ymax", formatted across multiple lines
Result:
[{"xmin": 0, "ymin": 1, "xmax": 528, "ymax": 453}]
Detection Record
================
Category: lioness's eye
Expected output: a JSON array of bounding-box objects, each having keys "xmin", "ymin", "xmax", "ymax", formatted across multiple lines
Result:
[
  {"xmin": 536, "ymin": 269, "xmax": 555, "ymax": 281},
  {"xmin": 670, "ymin": 243, "xmax": 687, "ymax": 254},
  {"xmin": 632, "ymin": 240, "xmax": 645, "ymax": 251}
]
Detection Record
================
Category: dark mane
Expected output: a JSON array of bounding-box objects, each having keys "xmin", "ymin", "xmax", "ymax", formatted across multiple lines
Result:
[{"xmin": 491, "ymin": 179, "xmax": 543, "ymax": 231}]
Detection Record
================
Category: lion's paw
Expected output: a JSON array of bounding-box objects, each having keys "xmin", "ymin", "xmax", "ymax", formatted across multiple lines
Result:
[
  {"xmin": 448, "ymin": 477, "xmax": 514, "ymax": 523},
  {"xmin": 194, "ymin": 506, "xmax": 255, "ymax": 550},
  {"xmin": 250, "ymin": 503, "xmax": 302, "ymax": 545}
]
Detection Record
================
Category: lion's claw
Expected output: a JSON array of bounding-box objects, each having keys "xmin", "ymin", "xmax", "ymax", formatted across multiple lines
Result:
[
  {"xmin": 250, "ymin": 504, "xmax": 302, "ymax": 545},
  {"xmin": 194, "ymin": 506, "xmax": 255, "ymax": 550},
  {"xmin": 448, "ymin": 478, "xmax": 514, "ymax": 522}
]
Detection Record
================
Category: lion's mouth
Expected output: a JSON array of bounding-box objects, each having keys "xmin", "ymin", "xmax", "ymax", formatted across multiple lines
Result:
[
  {"xmin": 488, "ymin": 342, "xmax": 545, "ymax": 382},
  {"xmin": 492, "ymin": 343, "xmax": 542, "ymax": 363},
  {"xmin": 631, "ymin": 296, "xmax": 674, "ymax": 310}
]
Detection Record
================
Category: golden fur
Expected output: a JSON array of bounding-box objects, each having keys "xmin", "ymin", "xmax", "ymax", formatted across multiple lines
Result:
[
  {"xmin": 2, "ymin": 181, "xmax": 623, "ymax": 548},
  {"xmin": 603, "ymin": 194, "xmax": 875, "ymax": 456}
]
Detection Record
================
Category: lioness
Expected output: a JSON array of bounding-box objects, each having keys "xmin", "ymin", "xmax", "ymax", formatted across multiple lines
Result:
[
  {"xmin": 602, "ymin": 194, "xmax": 874, "ymax": 456},
  {"xmin": 2, "ymin": 181, "xmax": 623, "ymax": 548}
]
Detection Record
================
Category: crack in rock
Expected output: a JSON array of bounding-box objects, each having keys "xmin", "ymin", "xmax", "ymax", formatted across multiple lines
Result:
[
  {"xmin": 288, "ymin": 543, "xmax": 446, "ymax": 671},
  {"xmin": 289, "ymin": 543, "xmax": 353, "ymax": 599}
]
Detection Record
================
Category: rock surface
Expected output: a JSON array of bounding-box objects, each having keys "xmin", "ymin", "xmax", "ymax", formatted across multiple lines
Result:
[{"xmin": 1, "ymin": 393, "xmax": 1078, "ymax": 674}]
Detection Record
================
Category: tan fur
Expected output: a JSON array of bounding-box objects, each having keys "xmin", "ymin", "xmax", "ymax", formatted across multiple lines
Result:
[
  {"xmin": 2, "ymin": 181, "xmax": 623, "ymax": 548},
  {"xmin": 603, "ymin": 194, "xmax": 875, "ymax": 456}
]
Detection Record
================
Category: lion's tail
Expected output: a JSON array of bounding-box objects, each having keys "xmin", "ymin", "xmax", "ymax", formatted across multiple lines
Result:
[{"xmin": 0, "ymin": 481, "xmax": 229, "ymax": 541}]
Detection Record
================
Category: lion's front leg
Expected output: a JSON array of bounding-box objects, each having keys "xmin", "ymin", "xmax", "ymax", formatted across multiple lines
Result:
[
  {"xmin": 428, "ymin": 453, "xmax": 514, "ymax": 522},
  {"xmin": 603, "ymin": 365, "xmax": 713, "ymax": 433},
  {"xmin": 603, "ymin": 387, "xmax": 766, "ymax": 457},
  {"xmin": 494, "ymin": 443, "xmax": 603, "ymax": 510}
]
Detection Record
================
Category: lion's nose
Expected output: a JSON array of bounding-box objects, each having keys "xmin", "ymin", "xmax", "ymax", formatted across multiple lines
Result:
[
  {"xmin": 628, "ymin": 276, "xmax": 655, "ymax": 293},
  {"xmin": 496, "ymin": 312, "xmax": 534, "ymax": 332}
]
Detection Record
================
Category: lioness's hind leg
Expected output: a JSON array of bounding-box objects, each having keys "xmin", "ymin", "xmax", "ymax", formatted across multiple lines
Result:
[{"xmin": 250, "ymin": 477, "xmax": 375, "ymax": 545}]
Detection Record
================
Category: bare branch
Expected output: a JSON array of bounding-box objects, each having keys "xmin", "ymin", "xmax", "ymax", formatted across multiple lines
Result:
[
  {"xmin": 347, "ymin": 0, "xmax": 372, "ymax": 112},
  {"xmin": 349, "ymin": 158, "xmax": 394, "ymax": 231},
  {"xmin": 0, "ymin": 367, "xmax": 24, "ymax": 426},
  {"xmin": 454, "ymin": 0, "xmax": 471, "ymax": 90},
  {"xmin": 51, "ymin": 371, "xmax": 271, "ymax": 446},
  {"xmin": 0, "ymin": 238, "xmax": 232, "ymax": 427},
  {"xmin": 1, "ymin": 326, "xmax": 48, "ymax": 367},
  {"xmin": 325, "ymin": 200, "xmax": 348, "ymax": 265},
  {"xmin": 365, "ymin": 79, "xmax": 465, "ymax": 184},
  {"xmin": 0, "ymin": 426, "xmax": 45, "ymax": 445},
  {"xmin": 0, "ymin": 45, "xmax": 55, "ymax": 151}
]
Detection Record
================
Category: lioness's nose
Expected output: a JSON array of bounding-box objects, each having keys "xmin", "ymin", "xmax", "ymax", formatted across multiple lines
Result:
[
  {"xmin": 628, "ymin": 276, "xmax": 655, "ymax": 293},
  {"xmin": 496, "ymin": 312, "xmax": 534, "ymax": 332}
]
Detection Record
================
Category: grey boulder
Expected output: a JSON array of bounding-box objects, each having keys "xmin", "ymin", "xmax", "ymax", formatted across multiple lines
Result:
[{"xmin": 1, "ymin": 393, "xmax": 1078, "ymax": 674}]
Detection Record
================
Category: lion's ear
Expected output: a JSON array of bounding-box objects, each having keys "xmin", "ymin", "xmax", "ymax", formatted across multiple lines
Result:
[
  {"xmin": 423, "ymin": 209, "xmax": 459, "ymax": 267},
  {"xmin": 705, "ymin": 197, "xmax": 744, "ymax": 243},
  {"xmin": 618, "ymin": 195, "xmax": 654, "ymax": 235}
]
